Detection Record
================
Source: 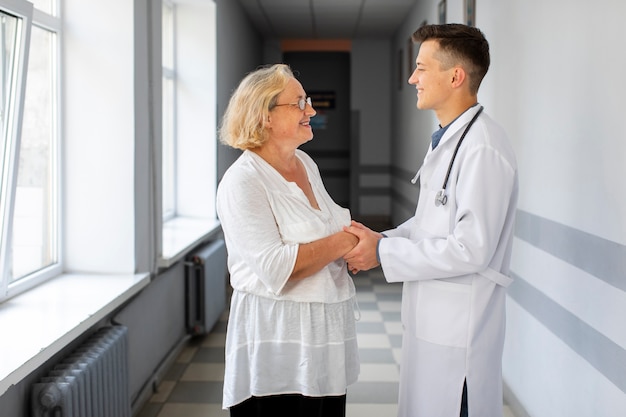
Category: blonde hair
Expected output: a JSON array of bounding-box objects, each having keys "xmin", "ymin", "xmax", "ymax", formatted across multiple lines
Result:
[{"xmin": 219, "ymin": 64, "xmax": 294, "ymax": 150}]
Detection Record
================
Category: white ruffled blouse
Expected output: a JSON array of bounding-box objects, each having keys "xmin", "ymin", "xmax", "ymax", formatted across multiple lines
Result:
[{"xmin": 216, "ymin": 149, "xmax": 360, "ymax": 409}]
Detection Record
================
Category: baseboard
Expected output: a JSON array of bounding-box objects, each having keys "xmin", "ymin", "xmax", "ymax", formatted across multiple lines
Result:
[
  {"xmin": 131, "ymin": 334, "xmax": 192, "ymax": 416},
  {"xmin": 503, "ymin": 381, "xmax": 531, "ymax": 417}
]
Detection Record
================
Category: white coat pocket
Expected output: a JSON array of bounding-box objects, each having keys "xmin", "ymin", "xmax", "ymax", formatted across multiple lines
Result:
[
  {"xmin": 413, "ymin": 280, "xmax": 471, "ymax": 348},
  {"xmin": 418, "ymin": 188, "xmax": 451, "ymax": 236}
]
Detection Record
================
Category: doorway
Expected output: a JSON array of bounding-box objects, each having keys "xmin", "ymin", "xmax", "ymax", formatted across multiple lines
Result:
[{"xmin": 282, "ymin": 52, "xmax": 351, "ymax": 209}]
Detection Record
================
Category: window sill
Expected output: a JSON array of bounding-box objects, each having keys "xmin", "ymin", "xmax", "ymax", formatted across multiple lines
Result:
[
  {"xmin": 159, "ymin": 217, "xmax": 222, "ymax": 268},
  {"xmin": 0, "ymin": 271, "xmax": 150, "ymax": 396},
  {"xmin": 0, "ymin": 218, "xmax": 222, "ymax": 397}
]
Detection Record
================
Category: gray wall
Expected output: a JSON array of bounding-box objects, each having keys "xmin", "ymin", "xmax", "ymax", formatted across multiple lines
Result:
[
  {"xmin": 351, "ymin": 40, "xmax": 393, "ymax": 221},
  {"xmin": 114, "ymin": 262, "xmax": 187, "ymax": 406},
  {"xmin": 215, "ymin": 0, "xmax": 264, "ymax": 181}
]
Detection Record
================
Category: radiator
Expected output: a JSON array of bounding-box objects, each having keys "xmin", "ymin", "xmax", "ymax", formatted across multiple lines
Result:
[
  {"xmin": 31, "ymin": 325, "xmax": 130, "ymax": 417},
  {"xmin": 185, "ymin": 239, "xmax": 227, "ymax": 335}
]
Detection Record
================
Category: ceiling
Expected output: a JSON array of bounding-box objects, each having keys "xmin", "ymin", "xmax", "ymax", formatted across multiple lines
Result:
[{"xmin": 236, "ymin": 0, "xmax": 419, "ymax": 39}]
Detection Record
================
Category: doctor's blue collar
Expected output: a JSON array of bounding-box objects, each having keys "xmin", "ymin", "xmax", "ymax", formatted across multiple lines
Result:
[
  {"xmin": 412, "ymin": 105, "xmax": 484, "ymax": 206},
  {"xmin": 432, "ymin": 103, "xmax": 480, "ymax": 151}
]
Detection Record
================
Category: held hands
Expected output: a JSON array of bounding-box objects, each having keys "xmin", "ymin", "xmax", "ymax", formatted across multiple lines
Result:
[{"xmin": 343, "ymin": 220, "xmax": 384, "ymax": 274}]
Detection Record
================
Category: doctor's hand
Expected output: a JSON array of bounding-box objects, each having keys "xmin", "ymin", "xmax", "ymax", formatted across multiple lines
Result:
[{"xmin": 343, "ymin": 221, "xmax": 383, "ymax": 274}]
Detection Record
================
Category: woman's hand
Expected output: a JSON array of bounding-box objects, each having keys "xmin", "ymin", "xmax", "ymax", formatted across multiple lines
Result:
[
  {"xmin": 343, "ymin": 221, "xmax": 384, "ymax": 273},
  {"xmin": 290, "ymin": 228, "xmax": 360, "ymax": 280}
]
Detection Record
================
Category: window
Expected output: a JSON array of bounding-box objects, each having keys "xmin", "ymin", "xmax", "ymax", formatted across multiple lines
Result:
[
  {"xmin": 1, "ymin": 0, "xmax": 218, "ymax": 296},
  {"xmin": 159, "ymin": 0, "xmax": 218, "ymax": 267},
  {"xmin": 10, "ymin": 18, "xmax": 60, "ymax": 287},
  {"xmin": 0, "ymin": 0, "xmax": 61, "ymax": 302}
]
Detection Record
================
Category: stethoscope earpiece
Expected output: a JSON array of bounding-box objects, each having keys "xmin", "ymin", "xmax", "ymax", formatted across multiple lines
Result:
[{"xmin": 410, "ymin": 168, "xmax": 421, "ymax": 184}]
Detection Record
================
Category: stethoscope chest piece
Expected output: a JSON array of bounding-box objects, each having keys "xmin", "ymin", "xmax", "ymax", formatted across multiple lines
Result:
[{"xmin": 435, "ymin": 189, "xmax": 447, "ymax": 206}]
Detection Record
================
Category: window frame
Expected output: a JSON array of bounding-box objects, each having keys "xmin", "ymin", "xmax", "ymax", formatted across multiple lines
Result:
[
  {"xmin": 158, "ymin": 0, "xmax": 219, "ymax": 268},
  {"xmin": 0, "ymin": 0, "xmax": 35, "ymax": 300},
  {"xmin": 6, "ymin": 7, "xmax": 62, "ymax": 300}
]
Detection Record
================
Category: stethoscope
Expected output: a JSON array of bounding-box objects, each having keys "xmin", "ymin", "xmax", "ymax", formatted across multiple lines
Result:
[{"xmin": 410, "ymin": 106, "xmax": 484, "ymax": 206}]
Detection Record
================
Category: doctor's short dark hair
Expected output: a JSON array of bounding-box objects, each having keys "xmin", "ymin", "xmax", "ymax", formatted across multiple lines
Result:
[{"xmin": 412, "ymin": 23, "xmax": 490, "ymax": 95}]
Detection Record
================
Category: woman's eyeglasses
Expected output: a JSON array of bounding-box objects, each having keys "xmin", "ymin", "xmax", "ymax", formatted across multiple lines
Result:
[{"xmin": 273, "ymin": 97, "xmax": 312, "ymax": 111}]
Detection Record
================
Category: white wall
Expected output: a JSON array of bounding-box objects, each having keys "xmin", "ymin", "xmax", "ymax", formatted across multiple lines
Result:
[
  {"xmin": 392, "ymin": 1, "xmax": 626, "ymax": 416},
  {"xmin": 480, "ymin": 1, "xmax": 626, "ymax": 416},
  {"xmin": 480, "ymin": 0, "xmax": 626, "ymax": 241},
  {"xmin": 64, "ymin": 0, "xmax": 136, "ymax": 273},
  {"xmin": 177, "ymin": 0, "xmax": 217, "ymax": 219}
]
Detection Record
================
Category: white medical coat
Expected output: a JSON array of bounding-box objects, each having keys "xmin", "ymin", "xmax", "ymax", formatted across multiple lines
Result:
[{"xmin": 378, "ymin": 105, "xmax": 518, "ymax": 417}]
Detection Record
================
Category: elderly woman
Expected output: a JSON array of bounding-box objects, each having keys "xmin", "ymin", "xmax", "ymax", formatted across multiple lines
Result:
[{"xmin": 216, "ymin": 64, "xmax": 360, "ymax": 417}]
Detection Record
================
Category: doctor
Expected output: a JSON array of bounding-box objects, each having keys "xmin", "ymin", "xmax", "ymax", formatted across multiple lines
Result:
[{"xmin": 344, "ymin": 24, "xmax": 518, "ymax": 417}]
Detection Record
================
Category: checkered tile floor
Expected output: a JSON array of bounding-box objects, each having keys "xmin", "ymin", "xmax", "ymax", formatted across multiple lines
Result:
[{"xmin": 137, "ymin": 267, "xmax": 516, "ymax": 417}]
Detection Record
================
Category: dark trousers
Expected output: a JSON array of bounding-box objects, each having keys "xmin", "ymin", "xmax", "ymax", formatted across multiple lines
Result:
[
  {"xmin": 230, "ymin": 393, "xmax": 347, "ymax": 417},
  {"xmin": 460, "ymin": 380, "xmax": 468, "ymax": 417}
]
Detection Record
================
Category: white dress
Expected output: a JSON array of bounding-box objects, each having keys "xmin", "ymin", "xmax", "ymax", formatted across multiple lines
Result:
[
  {"xmin": 379, "ymin": 105, "xmax": 518, "ymax": 417},
  {"xmin": 216, "ymin": 149, "xmax": 359, "ymax": 409}
]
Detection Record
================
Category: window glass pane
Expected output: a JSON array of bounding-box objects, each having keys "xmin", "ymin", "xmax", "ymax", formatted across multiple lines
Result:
[
  {"xmin": 162, "ymin": 1, "xmax": 175, "ymax": 220},
  {"xmin": 162, "ymin": 76, "xmax": 175, "ymax": 219},
  {"xmin": 162, "ymin": 2, "xmax": 174, "ymax": 69},
  {"xmin": 30, "ymin": 0, "xmax": 54, "ymax": 15},
  {"xmin": 1, "ymin": 12, "xmax": 20, "ymax": 196},
  {"xmin": 10, "ymin": 25, "xmax": 56, "ymax": 281}
]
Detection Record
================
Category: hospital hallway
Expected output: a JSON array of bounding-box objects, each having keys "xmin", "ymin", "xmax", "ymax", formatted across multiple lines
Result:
[
  {"xmin": 136, "ymin": 266, "xmax": 517, "ymax": 417},
  {"xmin": 2, "ymin": 2, "xmax": 625, "ymax": 417}
]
